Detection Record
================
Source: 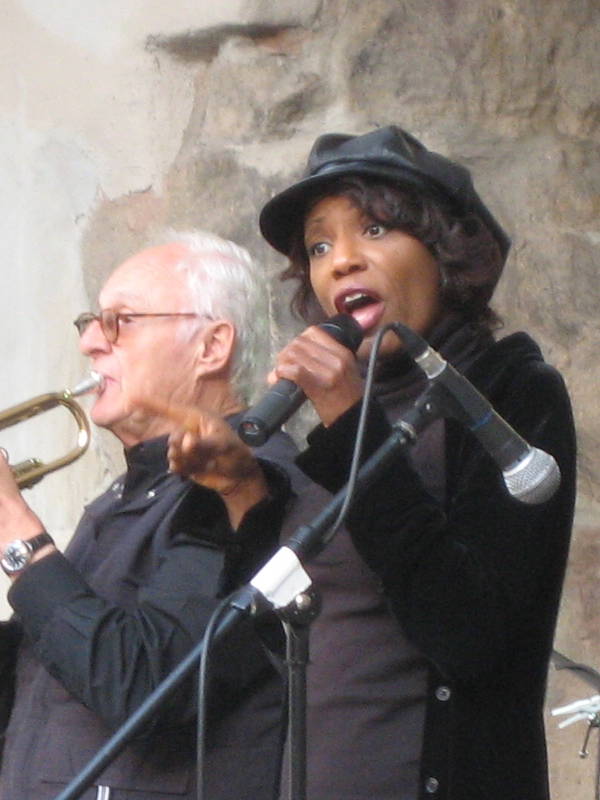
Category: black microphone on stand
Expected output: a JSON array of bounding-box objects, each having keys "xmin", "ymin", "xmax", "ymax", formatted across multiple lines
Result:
[
  {"xmin": 238, "ymin": 314, "xmax": 363, "ymax": 446},
  {"xmin": 392, "ymin": 322, "xmax": 560, "ymax": 505}
]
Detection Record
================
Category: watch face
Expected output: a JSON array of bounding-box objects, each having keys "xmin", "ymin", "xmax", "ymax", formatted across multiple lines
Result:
[{"xmin": 1, "ymin": 540, "xmax": 32, "ymax": 574}]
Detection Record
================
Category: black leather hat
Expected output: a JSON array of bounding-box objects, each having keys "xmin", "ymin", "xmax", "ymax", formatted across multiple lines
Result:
[{"xmin": 259, "ymin": 126, "xmax": 510, "ymax": 260}]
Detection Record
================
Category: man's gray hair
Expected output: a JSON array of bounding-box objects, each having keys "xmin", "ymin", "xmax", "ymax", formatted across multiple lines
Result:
[{"xmin": 156, "ymin": 230, "xmax": 271, "ymax": 405}]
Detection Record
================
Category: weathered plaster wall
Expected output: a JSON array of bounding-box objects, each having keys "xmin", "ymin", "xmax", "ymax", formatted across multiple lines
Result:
[{"xmin": 1, "ymin": 0, "xmax": 598, "ymax": 796}]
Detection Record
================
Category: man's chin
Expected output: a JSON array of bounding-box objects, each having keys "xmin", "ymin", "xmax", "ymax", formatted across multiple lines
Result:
[
  {"xmin": 90, "ymin": 403, "xmax": 125, "ymax": 432},
  {"xmin": 91, "ymin": 406, "xmax": 164, "ymax": 447}
]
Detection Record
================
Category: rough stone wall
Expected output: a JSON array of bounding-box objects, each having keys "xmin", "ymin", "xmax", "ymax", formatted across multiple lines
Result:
[{"xmin": 1, "ymin": 0, "xmax": 599, "ymax": 796}]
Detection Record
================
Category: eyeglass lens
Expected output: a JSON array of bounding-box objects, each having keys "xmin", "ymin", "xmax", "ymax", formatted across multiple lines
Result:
[
  {"xmin": 99, "ymin": 310, "xmax": 118, "ymax": 342},
  {"xmin": 74, "ymin": 311, "xmax": 117, "ymax": 342}
]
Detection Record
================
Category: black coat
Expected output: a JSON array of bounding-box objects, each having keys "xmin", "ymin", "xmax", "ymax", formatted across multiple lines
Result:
[
  {"xmin": 0, "ymin": 431, "xmax": 297, "ymax": 800},
  {"xmin": 296, "ymin": 331, "xmax": 576, "ymax": 800}
]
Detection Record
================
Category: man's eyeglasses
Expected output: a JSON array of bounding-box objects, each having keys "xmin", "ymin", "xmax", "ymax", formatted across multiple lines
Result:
[{"xmin": 73, "ymin": 310, "xmax": 203, "ymax": 345}]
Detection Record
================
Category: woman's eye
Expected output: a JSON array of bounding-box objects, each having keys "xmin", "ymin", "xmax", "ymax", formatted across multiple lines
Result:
[
  {"xmin": 118, "ymin": 314, "xmax": 136, "ymax": 324},
  {"xmin": 307, "ymin": 241, "xmax": 330, "ymax": 257},
  {"xmin": 365, "ymin": 223, "xmax": 386, "ymax": 238}
]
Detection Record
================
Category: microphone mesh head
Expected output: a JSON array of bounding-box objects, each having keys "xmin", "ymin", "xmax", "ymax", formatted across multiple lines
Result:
[{"xmin": 503, "ymin": 447, "xmax": 561, "ymax": 505}]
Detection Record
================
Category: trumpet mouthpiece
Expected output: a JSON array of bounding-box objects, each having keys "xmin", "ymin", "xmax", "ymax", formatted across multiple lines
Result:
[{"xmin": 69, "ymin": 371, "xmax": 105, "ymax": 397}]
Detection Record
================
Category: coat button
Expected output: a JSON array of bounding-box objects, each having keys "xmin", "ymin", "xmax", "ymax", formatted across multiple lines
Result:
[
  {"xmin": 435, "ymin": 685, "xmax": 451, "ymax": 701},
  {"xmin": 425, "ymin": 776, "xmax": 439, "ymax": 794}
]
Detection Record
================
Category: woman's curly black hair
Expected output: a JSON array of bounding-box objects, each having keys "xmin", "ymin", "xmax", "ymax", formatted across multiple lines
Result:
[{"xmin": 281, "ymin": 176, "xmax": 505, "ymax": 332}]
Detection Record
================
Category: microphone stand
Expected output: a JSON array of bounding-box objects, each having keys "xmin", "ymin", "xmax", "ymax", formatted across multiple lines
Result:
[
  {"xmin": 551, "ymin": 650, "xmax": 600, "ymax": 800},
  {"xmin": 277, "ymin": 588, "xmax": 321, "ymax": 800},
  {"xmin": 53, "ymin": 387, "xmax": 442, "ymax": 800}
]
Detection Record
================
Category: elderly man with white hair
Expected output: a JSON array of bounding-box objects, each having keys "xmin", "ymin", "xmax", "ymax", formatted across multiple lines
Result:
[{"xmin": 0, "ymin": 232, "xmax": 297, "ymax": 800}]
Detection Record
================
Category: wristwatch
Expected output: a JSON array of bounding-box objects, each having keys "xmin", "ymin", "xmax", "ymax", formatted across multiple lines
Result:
[{"xmin": 0, "ymin": 531, "xmax": 54, "ymax": 576}]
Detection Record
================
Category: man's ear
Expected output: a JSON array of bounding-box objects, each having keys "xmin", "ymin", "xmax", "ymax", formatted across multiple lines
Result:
[{"xmin": 194, "ymin": 319, "xmax": 236, "ymax": 378}]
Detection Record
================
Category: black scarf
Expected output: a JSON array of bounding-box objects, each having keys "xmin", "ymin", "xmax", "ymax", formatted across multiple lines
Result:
[{"xmin": 369, "ymin": 315, "xmax": 495, "ymax": 503}]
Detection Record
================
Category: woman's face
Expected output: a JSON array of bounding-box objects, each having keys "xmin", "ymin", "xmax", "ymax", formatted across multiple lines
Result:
[{"xmin": 304, "ymin": 194, "xmax": 443, "ymax": 361}]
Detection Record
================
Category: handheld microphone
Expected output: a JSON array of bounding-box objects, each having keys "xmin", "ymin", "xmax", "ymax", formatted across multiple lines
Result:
[
  {"xmin": 393, "ymin": 323, "xmax": 560, "ymax": 505},
  {"xmin": 238, "ymin": 314, "xmax": 363, "ymax": 446}
]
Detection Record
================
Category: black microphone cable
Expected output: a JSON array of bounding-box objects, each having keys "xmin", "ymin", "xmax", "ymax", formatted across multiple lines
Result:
[{"xmin": 320, "ymin": 322, "xmax": 395, "ymax": 541}]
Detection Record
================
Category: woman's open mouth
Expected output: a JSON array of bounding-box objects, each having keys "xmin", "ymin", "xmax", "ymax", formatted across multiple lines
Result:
[{"xmin": 335, "ymin": 289, "xmax": 385, "ymax": 333}]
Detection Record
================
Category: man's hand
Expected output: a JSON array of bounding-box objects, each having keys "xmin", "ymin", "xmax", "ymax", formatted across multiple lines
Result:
[
  {"xmin": 167, "ymin": 411, "xmax": 264, "ymax": 494},
  {"xmin": 137, "ymin": 400, "xmax": 269, "ymax": 529},
  {"xmin": 0, "ymin": 450, "xmax": 51, "ymax": 571}
]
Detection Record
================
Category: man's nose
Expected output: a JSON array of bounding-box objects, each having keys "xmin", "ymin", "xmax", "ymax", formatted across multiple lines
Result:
[{"xmin": 79, "ymin": 318, "xmax": 110, "ymax": 356}]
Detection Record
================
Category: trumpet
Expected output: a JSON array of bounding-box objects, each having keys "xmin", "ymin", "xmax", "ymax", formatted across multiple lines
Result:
[{"xmin": 0, "ymin": 372, "xmax": 104, "ymax": 490}]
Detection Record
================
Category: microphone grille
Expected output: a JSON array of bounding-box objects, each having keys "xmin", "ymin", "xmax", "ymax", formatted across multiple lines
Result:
[{"xmin": 503, "ymin": 447, "xmax": 561, "ymax": 505}]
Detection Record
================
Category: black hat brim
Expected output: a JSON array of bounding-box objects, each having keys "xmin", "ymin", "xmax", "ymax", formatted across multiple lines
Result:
[{"xmin": 259, "ymin": 162, "xmax": 435, "ymax": 257}]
